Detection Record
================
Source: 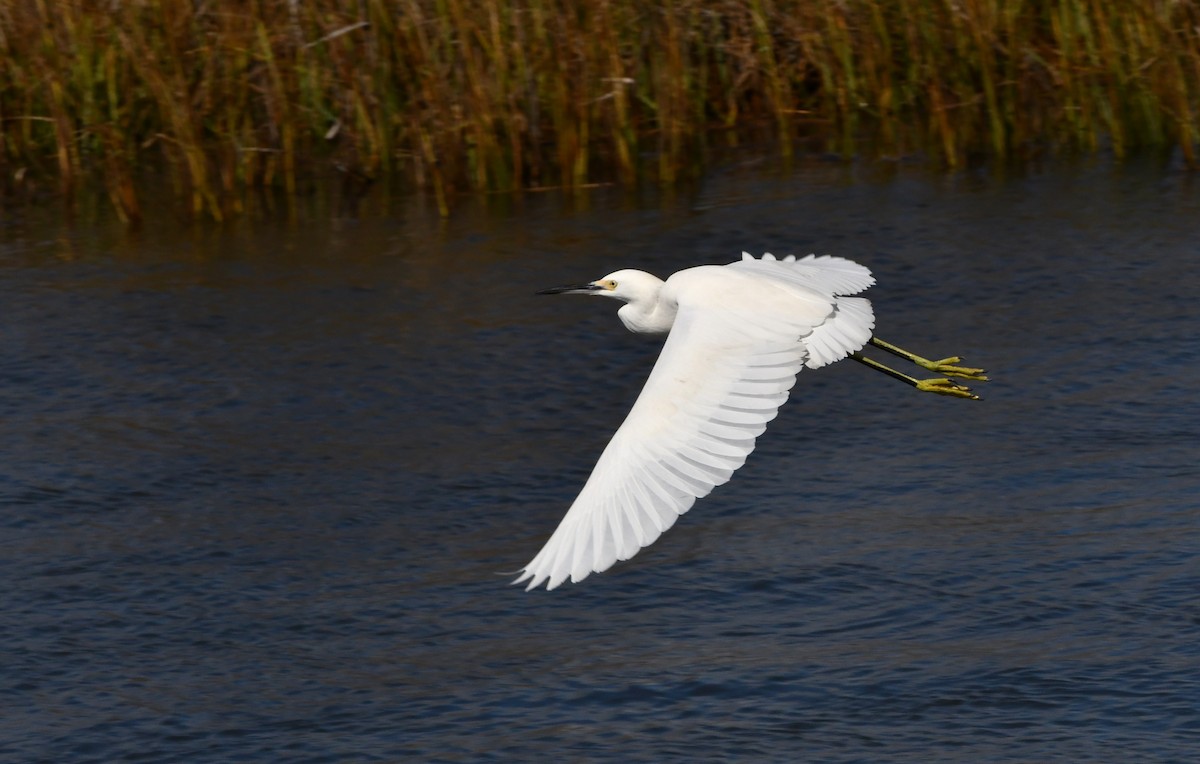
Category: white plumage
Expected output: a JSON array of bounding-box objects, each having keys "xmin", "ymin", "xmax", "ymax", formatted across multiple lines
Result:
[{"xmin": 516, "ymin": 253, "xmax": 876, "ymax": 591}]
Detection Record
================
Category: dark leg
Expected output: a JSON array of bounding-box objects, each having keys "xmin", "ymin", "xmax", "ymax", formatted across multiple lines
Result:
[
  {"xmin": 851, "ymin": 352, "xmax": 982, "ymax": 400},
  {"xmin": 869, "ymin": 337, "xmax": 988, "ymax": 381}
]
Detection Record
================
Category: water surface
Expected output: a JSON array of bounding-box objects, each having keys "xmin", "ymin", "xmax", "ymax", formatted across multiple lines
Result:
[{"xmin": 3, "ymin": 156, "xmax": 1198, "ymax": 762}]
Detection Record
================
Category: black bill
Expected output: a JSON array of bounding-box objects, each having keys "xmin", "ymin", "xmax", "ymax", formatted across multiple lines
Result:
[{"xmin": 536, "ymin": 283, "xmax": 602, "ymax": 295}]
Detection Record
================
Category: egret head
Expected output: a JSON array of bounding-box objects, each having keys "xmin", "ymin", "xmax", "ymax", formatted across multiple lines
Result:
[{"xmin": 537, "ymin": 269, "xmax": 662, "ymax": 305}]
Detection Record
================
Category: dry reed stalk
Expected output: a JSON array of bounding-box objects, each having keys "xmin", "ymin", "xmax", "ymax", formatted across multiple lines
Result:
[{"xmin": 0, "ymin": 0, "xmax": 1196, "ymax": 221}]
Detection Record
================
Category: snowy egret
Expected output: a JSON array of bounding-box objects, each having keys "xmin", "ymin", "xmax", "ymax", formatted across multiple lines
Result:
[{"xmin": 516, "ymin": 252, "xmax": 987, "ymax": 591}]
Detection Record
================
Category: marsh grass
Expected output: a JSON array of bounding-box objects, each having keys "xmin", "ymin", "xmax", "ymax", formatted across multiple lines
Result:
[{"xmin": 2, "ymin": 0, "xmax": 1197, "ymax": 220}]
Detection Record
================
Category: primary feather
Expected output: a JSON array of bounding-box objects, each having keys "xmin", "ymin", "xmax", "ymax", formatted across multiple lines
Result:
[{"xmin": 516, "ymin": 253, "xmax": 875, "ymax": 590}]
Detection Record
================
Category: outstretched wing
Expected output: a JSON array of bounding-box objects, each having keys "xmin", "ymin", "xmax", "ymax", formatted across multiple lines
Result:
[
  {"xmin": 515, "ymin": 268, "xmax": 836, "ymax": 590},
  {"xmin": 730, "ymin": 253, "xmax": 875, "ymax": 368},
  {"xmin": 729, "ymin": 251, "xmax": 876, "ymax": 296}
]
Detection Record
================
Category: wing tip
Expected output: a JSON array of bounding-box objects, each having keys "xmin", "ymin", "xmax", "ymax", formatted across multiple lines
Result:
[
  {"xmin": 512, "ymin": 564, "xmax": 576, "ymax": 591},
  {"xmin": 512, "ymin": 569, "xmax": 551, "ymax": 591}
]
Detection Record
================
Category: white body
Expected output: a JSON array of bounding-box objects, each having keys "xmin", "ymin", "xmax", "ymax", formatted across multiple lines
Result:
[{"xmin": 517, "ymin": 253, "xmax": 876, "ymax": 590}]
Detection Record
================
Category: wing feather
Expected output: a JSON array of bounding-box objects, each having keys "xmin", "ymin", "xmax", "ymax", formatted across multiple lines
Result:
[
  {"xmin": 735, "ymin": 251, "xmax": 876, "ymax": 296},
  {"xmin": 516, "ymin": 274, "xmax": 826, "ymax": 590},
  {"xmin": 728, "ymin": 254, "xmax": 876, "ymax": 368}
]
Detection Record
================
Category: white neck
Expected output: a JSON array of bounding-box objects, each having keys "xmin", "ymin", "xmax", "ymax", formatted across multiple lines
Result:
[{"xmin": 617, "ymin": 297, "xmax": 675, "ymax": 335}]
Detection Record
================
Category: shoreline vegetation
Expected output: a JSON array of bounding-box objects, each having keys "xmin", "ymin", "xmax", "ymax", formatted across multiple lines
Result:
[{"xmin": 2, "ymin": 1, "xmax": 1198, "ymax": 222}]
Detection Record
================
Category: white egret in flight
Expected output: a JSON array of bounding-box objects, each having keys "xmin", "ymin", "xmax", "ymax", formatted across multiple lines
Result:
[{"xmin": 516, "ymin": 253, "xmax": 987, "ymax": 591}]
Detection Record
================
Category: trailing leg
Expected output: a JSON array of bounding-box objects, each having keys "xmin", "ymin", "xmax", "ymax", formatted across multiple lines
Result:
[
  {"xmin": 851, "ymin": 352, "xmax": 982, "ymax": 400},
  {"xmin": 869, "ymin": 337, "xmax": 988, "ymax": 381}
]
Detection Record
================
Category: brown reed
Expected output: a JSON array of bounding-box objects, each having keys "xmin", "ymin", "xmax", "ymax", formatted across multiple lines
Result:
[{"xmin": 1, "ymin": 0, "xmax": 1197, "ymax": 220}]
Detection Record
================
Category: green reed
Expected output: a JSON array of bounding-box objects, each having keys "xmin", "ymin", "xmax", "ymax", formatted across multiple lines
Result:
[{"xmin": 1, "ymin": 0, "xmax": 1197, "ymax": 220}]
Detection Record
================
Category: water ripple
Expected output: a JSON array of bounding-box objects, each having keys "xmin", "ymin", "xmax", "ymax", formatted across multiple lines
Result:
[{"xmin": 4, "ymin": 157, "xmax": 1199, "ymax": 762}]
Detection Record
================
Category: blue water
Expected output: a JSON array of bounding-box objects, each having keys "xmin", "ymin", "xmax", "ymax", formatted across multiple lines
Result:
[{"xmin": 3, "ymin": 156, "xmax": 1198, "ymax": 762}]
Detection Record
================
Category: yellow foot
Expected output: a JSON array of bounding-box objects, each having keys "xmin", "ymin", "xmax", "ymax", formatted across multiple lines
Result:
[
  {"xmin": 913, "ymin": 356, "xmax": 989, "ymax": 381},
  {"xmin": 915, "ymin": 377, "xmax": 981, "ymax": 400}
]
